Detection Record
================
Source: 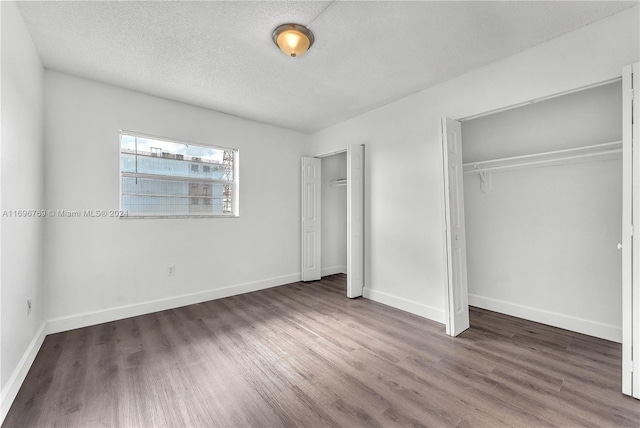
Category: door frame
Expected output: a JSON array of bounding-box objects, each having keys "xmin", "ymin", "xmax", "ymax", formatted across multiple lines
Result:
[
  {"xmin": 302, "ymin": 145, "xmax": 366, "ymax": 298},
  {"xmin": 442, "ymin": 69, "xmax": 639, "ymax": 398},
  {"xmin": 622, "ymin": 62, "xmax": 639, "ymax": 398}
]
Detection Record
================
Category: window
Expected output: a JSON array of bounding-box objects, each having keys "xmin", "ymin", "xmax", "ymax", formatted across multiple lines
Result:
[{"xmin": 120, "ymin": 132, "xmax": 238, "ymax": 217}]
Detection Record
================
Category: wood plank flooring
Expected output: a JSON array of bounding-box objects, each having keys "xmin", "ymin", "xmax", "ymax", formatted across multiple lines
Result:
[{"xmin": 3, "ymin": 274, "xmax": 639, "ymax": 427}]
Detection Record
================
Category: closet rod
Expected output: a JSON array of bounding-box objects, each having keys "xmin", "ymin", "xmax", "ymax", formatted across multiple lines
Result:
[
  {"xmin": 329, "ymin": 178, "xmax": 347, "ymax": 187},
  {"xmin": 463, "ymin": 141, "xmax": 622, "ymax": 174}
]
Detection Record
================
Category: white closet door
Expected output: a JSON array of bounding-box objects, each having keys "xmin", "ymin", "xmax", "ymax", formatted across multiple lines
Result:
[
  {"xmin": 347, "ymin": 144, "xmax": 364, "ymax": 298},
  {"xmin": 622, "ymin": 62, "xmax": 639, "ymax": 398},
  {"xmin": 442, "ymin": 118, "xmax": 470, "ymax": 336},
  {"xmin": 301, "ymin": 157, "xmax": 321, "ymax": 282}
]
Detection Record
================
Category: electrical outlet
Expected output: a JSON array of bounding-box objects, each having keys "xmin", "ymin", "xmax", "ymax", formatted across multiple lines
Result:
[
  {"xmin": 27, "ymin": 297, "xmax": 32, "ymax": 314},
  {"xmin": 168, "ymin": 265, "xmax": 175, "ymax": 276}
]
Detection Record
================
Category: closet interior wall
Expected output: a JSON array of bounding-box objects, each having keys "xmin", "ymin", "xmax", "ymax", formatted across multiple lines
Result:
[
  {"xmin": 321, "ymin": 152, "xmax": 348, "ymax": 277},
  {"xmin": 462, "ymin": 81, "xmax": 623, "ymax": 342}
]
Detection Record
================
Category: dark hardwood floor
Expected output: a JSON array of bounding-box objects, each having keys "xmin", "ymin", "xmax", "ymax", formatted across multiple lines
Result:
[{"xmin": 3, "ymin": 274, "xmax": 639, "ymax": 427}]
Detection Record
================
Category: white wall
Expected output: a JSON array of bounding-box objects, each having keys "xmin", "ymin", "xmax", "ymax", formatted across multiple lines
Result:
[
  {"xmin": 463, "ymin": 83, "xmax": 622, "ymax": 341},
  {"xmin": 321, "ymin": 152, "xmax": 347, "ymax": 276},
  {"xmin": 462, "ymin": 82, "xmax": 623, "ymax": 163},
  {"xmin": 43, "ymin": 71, "xmax": 309, "ymax": 329},
  {"xmin": 1, "ymin": 1, "xmax": 46, "ymax": 419},
  {"xmin": 309, "ymin": 6, "xmax": 640, "ymax": 324}
]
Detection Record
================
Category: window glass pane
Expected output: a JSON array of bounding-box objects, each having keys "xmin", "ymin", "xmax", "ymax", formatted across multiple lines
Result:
[
  {"xmin": 123, "ymin": 195, "xmax": 224, "ymax": 215},
  {"xmin": 121, "ymin": 134, "xmax": 137, "ymax": 152},
  {"xmin": 122, "ymin": 179, "xmax": 227, "ymax": 215},
  {"xmin": 120, "ymin": 132, "xmax": 237, "ymax": 217},
  {"xmin": 133, "ymin": 137, "xmax": 227, "ymax": 163},
  {"xmin": 120, "ymin": 147, "xmax": 232, "ymax": 180},
  {"xmin": 123, "ymin": 176, "xmax": 190, "ymax": 197}
]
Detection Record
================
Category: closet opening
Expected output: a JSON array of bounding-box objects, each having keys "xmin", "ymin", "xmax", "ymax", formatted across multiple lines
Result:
[
  {"xmin": 301, "ymin": 145, "xmax": 365, "ymax": 298},
  {"xmin": 444, "ymin": 66, "xmax": 640, "ymax": 398},
  {"xmin": 321, "ymin": 151, "xmax": 348, "ymax": 279},
  {"xmin": 459, "ymin": 80, "xmax": 623, "ymax": 343}
]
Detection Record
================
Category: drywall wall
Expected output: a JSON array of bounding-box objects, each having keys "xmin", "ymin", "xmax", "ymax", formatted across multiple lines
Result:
[
  {"xmin": 463, "ymin": 83, "xmax": 622, "ymax": 341},
  {"xmin": 462, "ymin": 82, "xmax": 623, "ymax": 162},
  {"xmin": 43, "ymin": 71, "xmax": 309, "ymax": 327},
  {"xmin": 1, "ymin": 0, "xmax": 45, "ymax": 418},
  {"xmin": 309, "ymin": 6, "xmax": 639, "ymax": 323},
  {"xmin": 321, "ymin": 152, "xmax": 347, "ymax": 276}
]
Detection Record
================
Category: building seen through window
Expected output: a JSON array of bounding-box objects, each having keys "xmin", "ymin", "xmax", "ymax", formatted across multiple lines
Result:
[{"xmin": 120, "ymin": 132, "xmax": 238, "ymax": 217}]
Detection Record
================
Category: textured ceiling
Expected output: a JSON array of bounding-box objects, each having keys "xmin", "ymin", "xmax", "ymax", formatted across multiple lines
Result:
[{"xmin": 16, "ymin": 1, "xmax": 638, "ymax": 134}]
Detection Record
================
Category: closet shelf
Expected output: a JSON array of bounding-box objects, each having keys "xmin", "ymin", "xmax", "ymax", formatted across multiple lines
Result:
[
  {"xmin": 463, "ymin": 141, "xmax": 622, "ymax": 174},
  {"xmin": 329, "ymin": 178, "xmax": 347, "ymax": 187}
]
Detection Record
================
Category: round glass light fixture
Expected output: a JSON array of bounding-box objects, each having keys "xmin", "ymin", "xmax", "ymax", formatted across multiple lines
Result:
[{"xmin": 272, "ymin": 23, "xmax": 314, "ymax": 57}]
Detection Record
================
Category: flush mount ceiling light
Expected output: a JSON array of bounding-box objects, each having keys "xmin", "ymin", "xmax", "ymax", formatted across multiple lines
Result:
[{"xmin": 272, "ymin": 23, "xmax": 315, "ymax": 57}]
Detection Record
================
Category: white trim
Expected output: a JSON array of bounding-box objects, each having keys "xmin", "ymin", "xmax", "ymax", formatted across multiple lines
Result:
[
  {"xmin": 469, "ymin": 294, "xmax": 621, "ymax": 343},
  {"xmin": 363, "ymin": 288, "xmax": 446, "ymax": 324},
  {"xmin": 625, "ymin": 62, "xmax": 640, "ymax": 399},
  {"xmin": 621, "ymin": 64, "xmax": 634, "ymax": 396},
  {"xmin": 1, "ymin": 323, "xmax": 47, "ymax": 423},
  {"xmin": 321, "ymin": 265, "xmax": 347, "ymax": 277},
  {"xmin": 46, "ymin": 273, "xmax": 300, "ymax": 335},
  {"xmin": 1, "ymin": 273, "xmax": 301, "ymax": 425},
  {"xmin": 119, "ymin": 129, "xmax": 238, "ymax": 153},
  {"xmin": 463, "ymin": 141, "xmax": 622, "ymax": 175}
]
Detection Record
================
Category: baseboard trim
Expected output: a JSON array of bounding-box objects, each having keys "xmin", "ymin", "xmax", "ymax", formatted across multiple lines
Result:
[
  {"xmin": 1, "ymin": 273, "xmax": 302, "ymax": 426},
  {"xmin": 321, "ymin": 265, "xmax": 347, "ymax": 277},
  {"xmin": 1, "ymin": 322, "xmax": 47, "ymax": 423},
  {"xmin": 469, "ymin": 294, "xmax": 622, "ymax": 343},
  {"xmin": 363, "ymin": 288, "xmax": 445, "ymax": 324},
  {"xmin": 46, "ymin": 273, "xmax": 301, "ymax": 335}
]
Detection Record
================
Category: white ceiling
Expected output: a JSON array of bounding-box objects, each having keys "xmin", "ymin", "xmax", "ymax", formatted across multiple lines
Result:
[{"xmin": 16, "ymin": 1, "xmax": 638, "ymax": 134}]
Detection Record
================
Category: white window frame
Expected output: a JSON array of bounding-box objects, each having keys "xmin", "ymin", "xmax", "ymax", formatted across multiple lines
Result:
[{"xmin": 119, "ymin": 131, "xmax": 239, "ymax": 219}]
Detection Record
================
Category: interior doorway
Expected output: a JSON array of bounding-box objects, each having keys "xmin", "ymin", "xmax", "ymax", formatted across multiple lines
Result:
[
  {"xmin": 320, "ymin": 151, "xmax": 348, "ymax": 278},
  {"xmin": 301, "ymin": 144, "xmax": 364, "ymax": 298},
  {"xmin": 442, "ymin": 67, "xmax": 639, "ymax": 398}
]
